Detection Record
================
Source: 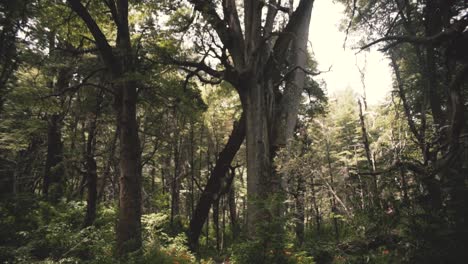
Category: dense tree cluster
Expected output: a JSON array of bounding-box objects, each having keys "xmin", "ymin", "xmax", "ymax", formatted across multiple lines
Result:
[{"xmin": 0, "ymin": 0, "xmax": 466, "ymax": 263}]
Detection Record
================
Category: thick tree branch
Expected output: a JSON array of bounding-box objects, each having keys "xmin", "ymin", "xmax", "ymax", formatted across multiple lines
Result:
[
  {"xmin": 67, "ymin": 0, "xmax": 116, "ymax": 68},
  {"xmin": 271, "ymin": 0, "xmax": 315, "ymax": 61},
  {"xmin": 189, "ymin": 0, "xmax": 245, "ymax": 67},
  {"xmin": 264, "ymin": 0, "xmax": 280, "ymax": 39},
  {"xmin": 390, "ymin": 53, "xmax": 423, "ymax": 146},
  {"xmin": 360, "ymin": 15, "xmax": 468, "ymax": 51},
  {"xmin": 222, "ymin": 0, "xmax": 245, "ymax": 63}
]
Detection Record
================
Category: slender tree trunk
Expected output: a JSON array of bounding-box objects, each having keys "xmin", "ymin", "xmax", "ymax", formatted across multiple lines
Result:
[
  {"xmin": 170, "ymin": 150, "xmax": 180, "ymax": 228},
  {"xmin": 228, "ymin": 171, "xmax": 239, "ymax": 239},
  {"xmin": 84, "ymin": 93, "xmax": 102, "ymax": 227},
  {"xmin": 84, "ymin": 152, "xmax": 98, "ymax": 227},
  {"xmin": 294, "ymin": 175, "xmax": 305, "ymax": 246},
  {"xmin": 310, "ymin": 175, "xmax": 321, "ymax": 233},
  {"xmin": 358, "ymin": 99, "xmax": 378, "ymax": 204},
  {"xmin": 98, "ymin": 125, "xmax": 119, "ymax": 201},
  {"xmin": 213, "ymin": 198, "xmax": 220, "ymax": 253},
  {"xmin": 221, "ymin": 197, "xmax": 226, "ymax": 251},
  {"xmin": 190, "ymin": 121, "xmax": 196, "ymax": 216},
  {"xmin": 324, "ymin": 140, "xmax": 340, "ymax": 242}
]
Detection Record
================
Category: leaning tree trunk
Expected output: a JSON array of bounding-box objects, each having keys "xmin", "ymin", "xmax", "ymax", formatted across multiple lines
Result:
[{"xmin": 188, "ymin": 113, "xmax": 245, "ymax": 250}]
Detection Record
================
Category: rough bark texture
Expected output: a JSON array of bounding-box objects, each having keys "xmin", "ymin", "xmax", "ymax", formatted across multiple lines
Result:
[{"xmin": 243, "ymin": 76, "xmax": 275, "ymax": 235}]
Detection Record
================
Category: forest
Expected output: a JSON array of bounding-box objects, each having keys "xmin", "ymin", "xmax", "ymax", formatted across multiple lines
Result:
[{"xmin": 0, "ymin": 0, "xmax": 467, "ymax": 263}]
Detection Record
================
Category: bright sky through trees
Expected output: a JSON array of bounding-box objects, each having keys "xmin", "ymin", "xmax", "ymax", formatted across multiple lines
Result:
[{"xmin": 310, "ymin": 0, "xmax": 393, "ymax": 105}]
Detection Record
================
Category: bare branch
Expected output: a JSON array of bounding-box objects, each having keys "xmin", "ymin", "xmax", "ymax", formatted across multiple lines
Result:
[
  {"xmin": 343, "ymin": 0, "xmax": 358, "ymax": 49},
  {"xmin": 360, "ymin": 15, "xmax": 468, "ymax": 51}
]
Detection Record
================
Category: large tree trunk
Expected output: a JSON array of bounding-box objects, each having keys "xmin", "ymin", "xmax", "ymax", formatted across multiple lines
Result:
[
  {"xmin": 188, "ymin": 113, "xmax": 245, "ymax": 250},
  {"xmin": 443, "ymin": 65, "xmax": 468, "ymax": 261},
  {"xmin": 115, "ymin": 79, "xmax": 142, "ymax": 255},
  {"xmin": 67, "ymin": 0, "xmax": 143, "ymax": 256},
  {"xmin": 243, "ymin": 76, "xmax": 276, "ymax": 237},
  {"xmin": 189, "ymin": 0, "xmax": 314, "ymax": 246},
  {"xmin": 243, "ymin": 0, "xmax": 314, "ymax": 237}
]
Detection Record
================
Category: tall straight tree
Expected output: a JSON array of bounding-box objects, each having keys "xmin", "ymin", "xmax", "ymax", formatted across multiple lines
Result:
[
  {"xmin": 67, "ymin": 0, "xmax": 142, "ymax": 256},
  {"xmin": 184, "ymin": 0, "xmax": 315, "ymax": 237}
]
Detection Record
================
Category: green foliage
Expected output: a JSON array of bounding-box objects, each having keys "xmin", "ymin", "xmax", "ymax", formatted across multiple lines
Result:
[
  {"xmin": 0, "ymin": 196, "xmax": 115, "ymax": 263},
  {"xmin": 0, "ymin": 197, "xmax": 204, "ymax": 264},
  {"xmin": 230, "ymin": 240, "xmax": 315, "ymax": 264},
  {"xmin": 230, "ymin": 240, "xmax": 266, "ymax": 264}
]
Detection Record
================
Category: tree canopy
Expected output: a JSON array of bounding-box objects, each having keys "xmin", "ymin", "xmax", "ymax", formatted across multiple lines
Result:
[{"xmin": 0, "ymin": 0, "xmax": 467, "ymax": 263}]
